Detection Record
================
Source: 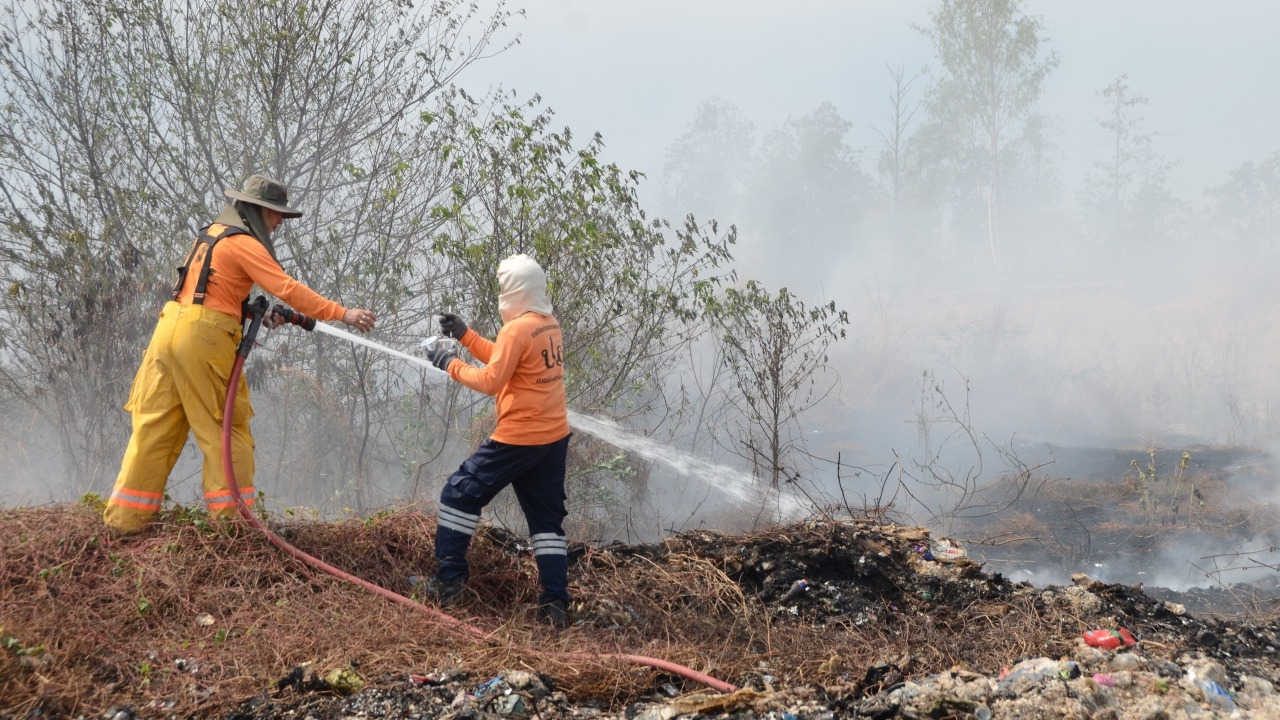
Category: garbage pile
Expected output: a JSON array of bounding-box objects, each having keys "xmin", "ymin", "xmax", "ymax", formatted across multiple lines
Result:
[
  {"xmin": 228, "ymin": 523, "xmax": 1280, "ymax": 719},
  {"xmin": 229, "ymin": 648, "xmax": 1279, "ymax": 719}
]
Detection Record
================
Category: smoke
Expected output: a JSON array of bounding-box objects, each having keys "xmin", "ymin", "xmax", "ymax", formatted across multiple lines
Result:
[
  {"xmin": 452, "ymin": 0, "xmax": 1280, "ymax": 467},
  {"xmin": 0, "ymin": 409, "xmax": 64, "ymax": 505}
]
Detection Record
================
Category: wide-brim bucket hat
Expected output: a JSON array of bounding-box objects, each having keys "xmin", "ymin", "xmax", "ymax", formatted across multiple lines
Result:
[{"xmin": 224, "ymin": 174, "xmax": 303, "ymax": 218}]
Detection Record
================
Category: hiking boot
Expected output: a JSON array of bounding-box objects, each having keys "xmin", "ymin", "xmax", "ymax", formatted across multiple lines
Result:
[
  {"xmin": 539, "ymin": 598, "xmax": 570, "ymax": 629},
  {"xmin": 408, "ymin": 575, "xmax": 466, "ymax": 606}
]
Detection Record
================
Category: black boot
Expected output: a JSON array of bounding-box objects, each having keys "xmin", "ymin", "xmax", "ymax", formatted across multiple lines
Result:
[
  {"xmin": 539, "ymin": 598, "xmax": 569, "ymax": 628},
  {"xmin": 408, "ymin": 575, "xmax": 467, "ymax": 606}
]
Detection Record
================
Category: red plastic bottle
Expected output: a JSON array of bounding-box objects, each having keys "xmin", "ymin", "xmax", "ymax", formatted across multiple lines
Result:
[{"xmin": 1082, "ymin": 628, "xmax": 1136, "ymax": 649}]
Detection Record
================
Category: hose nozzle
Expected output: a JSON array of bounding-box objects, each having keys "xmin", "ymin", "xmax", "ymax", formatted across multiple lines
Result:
[
  {"xmin": 271, "ymin": 303, "xmax": 317, "ymax": 331},
  {"xmin": 418, "ymin": 336, "xmax": 462, "ymax": 371},
  {"xmin": 419, "ymin": 335, "xmax": 459, "ymax": 355}
]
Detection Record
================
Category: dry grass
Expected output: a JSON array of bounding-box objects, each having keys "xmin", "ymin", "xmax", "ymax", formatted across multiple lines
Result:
[{"xmin": 0, "ymin": 502, "xmax": 1151, "ymax": 718}]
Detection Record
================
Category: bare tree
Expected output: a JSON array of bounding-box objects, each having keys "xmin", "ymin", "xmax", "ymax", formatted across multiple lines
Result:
[
  {"xmin": 1079, "ymin": 74, "xmax": 1185, "ymax": 271},
  {"xmin": 873, "ymin": 64, "xmax": 924, "ymax": 218},
  {"xmin": 0, "ymin": 0, "xmax": 514, "ymax": 499},
  {"xmin": 897, "ymin": 370, "xmax": 1044, "ymax": 533},
  {"xmin": 710, "ymin": 281, "xmax": 848, "ymax": 489}
]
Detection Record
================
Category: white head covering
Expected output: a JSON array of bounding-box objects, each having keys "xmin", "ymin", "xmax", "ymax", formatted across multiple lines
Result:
[{"xmin": 497, "ymin": 253, "xmax": 553, "ymax": 322}]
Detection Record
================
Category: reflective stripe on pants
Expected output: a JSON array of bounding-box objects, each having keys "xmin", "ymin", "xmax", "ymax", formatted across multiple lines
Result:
[{"xmin": 435, "ymin": 434, "xmax": 571, "ymax": 604}]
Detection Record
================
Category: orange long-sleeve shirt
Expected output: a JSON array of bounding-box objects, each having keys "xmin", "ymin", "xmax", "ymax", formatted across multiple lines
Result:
[
  {"xmin": 449, "ymin": 313, "xmax": 570, "ymax": 446},
  {"xmin": 174, "ymin": 224, "xmax": 346, "ymax": 322}
]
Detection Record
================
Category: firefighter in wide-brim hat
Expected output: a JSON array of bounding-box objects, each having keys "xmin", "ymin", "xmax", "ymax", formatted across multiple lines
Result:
[{"xmin": 104, "ymin": 174, "xmax": 378, "ymax": 532}]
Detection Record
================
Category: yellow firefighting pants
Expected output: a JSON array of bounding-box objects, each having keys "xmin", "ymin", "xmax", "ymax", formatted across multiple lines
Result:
[{"xmin": 104, "ymin": 301, "xmax": 256, "ymax": 532}]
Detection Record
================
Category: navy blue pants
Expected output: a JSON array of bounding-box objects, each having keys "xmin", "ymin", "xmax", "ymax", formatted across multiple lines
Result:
[{"xmin": 435, "ymin": 434, "xmax": 571, "ymax": 604}]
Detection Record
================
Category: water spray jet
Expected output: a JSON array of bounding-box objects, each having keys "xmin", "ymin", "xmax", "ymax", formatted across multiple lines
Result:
[{"xmin": 312, "ymin": 322, "xmax": 800, "ymax": 517}]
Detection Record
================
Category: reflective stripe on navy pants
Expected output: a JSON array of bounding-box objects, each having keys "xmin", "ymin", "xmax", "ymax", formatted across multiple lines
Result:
[{"xmin": 435, "ymin": 434, "xmax": 572, "ymax": 604}]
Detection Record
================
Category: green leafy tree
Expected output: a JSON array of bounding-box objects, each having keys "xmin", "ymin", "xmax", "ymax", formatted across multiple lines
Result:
[
  {"xmin": 744, "ymin": 102, "xmax": 872, "ymax": 288},
  {"xmin": 661, "ymin": 96, "xmax": 756, "ymax": 223},
  {"xmin": 423, "ymin": 93, "xmax": 739, "ymax": 527},
  {"xmin": 1206, "ymin": 151, "xmax": 1280, "ymax": 256},
  {"xmin": 915, "ymin": 0, "xmax": 1058, "ymax": 276},
  {"xmin": 709, "ymin": 281, "xmax": 848, "ymax": 489},
  {"xmin": 427, "ymin": 94, "xmax": 738, "ymax": 417}
]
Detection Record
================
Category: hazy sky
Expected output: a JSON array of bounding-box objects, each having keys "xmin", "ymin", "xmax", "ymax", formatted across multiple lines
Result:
[
  {"xmin": 464, "ymin": 0, "xmax": 1279, "ymax": 203},
  {"xmin": 459, "ymin": 0, "xmax": 1280, "ymax": 463}
]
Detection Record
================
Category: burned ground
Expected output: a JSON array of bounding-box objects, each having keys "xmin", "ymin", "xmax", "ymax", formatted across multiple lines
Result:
[{"xmin": 3, "ymin": 498, "xmax": 1280, "ymax": 720}]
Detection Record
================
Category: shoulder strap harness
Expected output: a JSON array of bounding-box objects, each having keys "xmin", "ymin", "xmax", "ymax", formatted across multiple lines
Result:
[{"xmin": 171, "ymin": 225, "xmax": 244, "ymax": 305}]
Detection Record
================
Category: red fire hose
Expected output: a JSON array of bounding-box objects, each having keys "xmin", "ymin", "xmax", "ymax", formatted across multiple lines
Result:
[{"xmin": 220, "ymin": 308, "xmax": 737, "ymax": 694}]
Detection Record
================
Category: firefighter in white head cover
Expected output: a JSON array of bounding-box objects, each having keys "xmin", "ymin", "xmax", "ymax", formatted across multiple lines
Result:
[{"xmin": 418, "ymin": 253, "xmax": 573, "ymax": 627}]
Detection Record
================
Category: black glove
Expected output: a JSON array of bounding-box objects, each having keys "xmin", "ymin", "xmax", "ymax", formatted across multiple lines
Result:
[
  {"xmin": 439, "ymin": 312, "xmax": 468, "ymax": 340},
  {"xmin": 425, "ymin": 342, "xmax": 458, "ymax": 372}
]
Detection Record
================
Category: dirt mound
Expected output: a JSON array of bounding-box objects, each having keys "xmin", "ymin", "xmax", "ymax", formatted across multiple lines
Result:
[{"xmin": 3, "ymin": 501, "xmax": 1280, "ymax": 719}]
